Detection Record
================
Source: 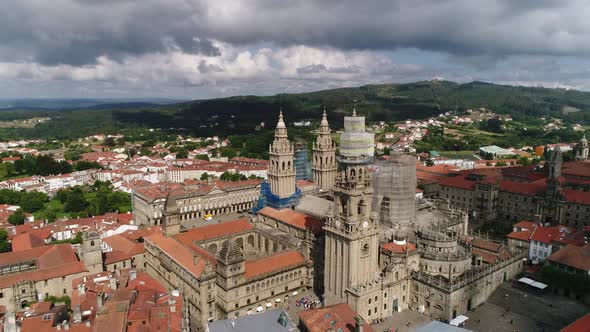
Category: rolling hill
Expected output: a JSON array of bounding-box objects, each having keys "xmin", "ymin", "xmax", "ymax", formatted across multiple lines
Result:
[{"xmin": 4, "ymin": 80, "xmax": 590, "ymax": 140}]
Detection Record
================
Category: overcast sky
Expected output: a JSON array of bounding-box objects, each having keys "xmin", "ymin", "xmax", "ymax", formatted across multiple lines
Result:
[{"xmin": 1, "ymin": 0, "xmax": 590, "ymax": 99}]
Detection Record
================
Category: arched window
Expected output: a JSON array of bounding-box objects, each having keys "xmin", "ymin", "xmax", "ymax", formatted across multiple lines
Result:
[
  {"xmin": 350, "ymin": 168, "xmax": 356, "ymax": 179},
  {"xmin": 282, "ymin": 161, "xmax": 285, "ymax": 170},
  {"xmin": 358, "ymin": 200, "xmax": 366, "ymax": 215},
  {"xmin": 395, "ymin": 272, "xmax": 399, "ymax": 280},
  {"xmin": 341, "ymin": 198, "xmax": 347, "ymax": 215},
  {"xmin": 90, "ymin": 240, "xmax": 95, "ymax": 246}
]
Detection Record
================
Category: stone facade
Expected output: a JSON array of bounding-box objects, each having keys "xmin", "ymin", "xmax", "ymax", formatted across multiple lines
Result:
[
  {"xmin": 144, "ymin": 215, "xmax": 314, "ymax": 331},
  {"xmin": 132, "ymin": 180, "xmax": 260, "ymax": 227}
]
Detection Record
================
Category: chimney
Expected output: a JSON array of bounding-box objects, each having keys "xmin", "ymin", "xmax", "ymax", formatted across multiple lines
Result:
[
  {"xmin": 354, "ymin": 316, "xmax": 364, "ymax": 332},
  {"xmin": 85, "ymin": 321, "xmax": 91, "ymax": 327},
  {"xmin": 109, "ymin": 277, "xmax": 117, "ymax": 290},
  {"xmin": 64, "ymin": 322, "xmax": 70, "ymax": 330},
  {"xmin": 73, "ymin": 305, "xmax": 82, "ymax": 323},
  {"xmin": 97, "ymin": 292, "xmax": 104, "ymax": 308},
  {"xmin": 129, "ymin": 269, "xmax": 137, "ymax": 281}
]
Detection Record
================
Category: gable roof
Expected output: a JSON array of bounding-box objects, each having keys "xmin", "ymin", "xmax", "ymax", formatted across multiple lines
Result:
[
  {"xmin": 259, "ymin": 207, "xmax": 322, "ymax": 234},
  {"xmin": 548, "ymin": 244, "xmax": 590, "ymax": 272},
  {"xmin": 244, "ymin": 251, "xmax": 305, "ymax": 279}
]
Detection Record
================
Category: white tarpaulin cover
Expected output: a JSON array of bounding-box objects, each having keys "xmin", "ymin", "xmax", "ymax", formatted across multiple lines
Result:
[
  {"xmin": 449, "ymin": 315, "xmax": 469, "ymax": 326},
  {"xmin": 518, "ymin": 277, "xmax": 547, "ymax": 289},
  {"xmin": 256, "ymin": 306, "xmax": 264, "ymax": 312}
]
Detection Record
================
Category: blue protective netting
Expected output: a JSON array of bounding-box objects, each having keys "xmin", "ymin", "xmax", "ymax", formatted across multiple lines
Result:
[{"xmin": 252, "ymin": 181, "xmax": 301, "ymax": 214}]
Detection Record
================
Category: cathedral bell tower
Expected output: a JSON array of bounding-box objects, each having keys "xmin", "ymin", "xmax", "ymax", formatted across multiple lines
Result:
[
  {"xmin": 268, "ymin": 110, "xmax": 296, "ymax": 198},
  {"xmin": 312, "ymin": 108, "xmax": 337, "ymax": 191},
  {"xmin": 543, "ymin": 145, "xmax": 565, "ymax": 225},
  {"xmin": 323, "ymin": 107, "xmax": 380, "ymax": 309}
]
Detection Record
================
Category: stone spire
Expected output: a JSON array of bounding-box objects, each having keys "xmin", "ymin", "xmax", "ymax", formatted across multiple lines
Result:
[
  {"xmin": 313, "ymin": 107, "xmax": 336, "ymax": 191},
  {"xmin": 268, "ymin": 109, "xmax": 296, "ymax": 198}
]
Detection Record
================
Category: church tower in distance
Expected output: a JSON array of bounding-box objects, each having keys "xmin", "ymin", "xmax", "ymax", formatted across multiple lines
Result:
[
  {"xmin": 312, "ymin": 108, "xmax": 337, "ymax": 191},
  {"xmin": 268, "ymin": 110, "xmax": 296, "ymax": 198}
]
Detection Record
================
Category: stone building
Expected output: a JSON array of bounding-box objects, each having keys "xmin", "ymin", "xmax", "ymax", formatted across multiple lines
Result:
[
  {"xmin": 0, "ymin": 244, "xmax": 88, "ymax": 312},
  {"xmin": 144, "ymin": 215, "xmax": 314, "ymax": 330},
  {"xmin": 438, "ymin": 152, "xmax": 590, "ymax": 227},
  {"xmin": 321, "ymin": 108, "xmax": 524, "ymax": 323},
  {"xmin": 132, "ymin": 179, "xmax": 261, "ymax": 226},
  {"xmin": 312, "ymin": 109, "xmax": 337, "ymax": 192},
  {"xmin": 574, "ymin": 135, "xmax": 589, "ymax": 160}
]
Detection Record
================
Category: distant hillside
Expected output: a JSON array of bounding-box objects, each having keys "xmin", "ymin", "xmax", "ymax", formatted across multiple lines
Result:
[{"xmin": 4, "ymin": 80, "xmax": 590, "ymax": 140}]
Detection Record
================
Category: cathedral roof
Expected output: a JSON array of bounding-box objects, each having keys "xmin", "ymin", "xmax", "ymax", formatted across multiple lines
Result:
[{"xmin": 243, "ymin": 250, "xmax": 305, "ymax": 279}]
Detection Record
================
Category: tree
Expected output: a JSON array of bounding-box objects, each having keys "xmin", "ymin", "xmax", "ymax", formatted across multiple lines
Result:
[
  {"xmin": 0, "ymin": 229, "xmax": 11, "ymax": 252},
  {"xmin": 8, "ymin": 209, "xmax": 26, "ymax": 225},
  {"xmin": 20, "ymin": 192, "xmax": 48, "ymax": 213},
  {"xmin": 496, "ymin": 161, "xmax": 508, "ymax": 167},
  {"xmin": 517, "ymin": 156, "xmax": 531, "ymax": 166},
  {"xmin": 74, "ymin": 161, "xmax": 102, "ymax": 171},
  {"xmin": 175, "ymin": 148, "xmax": 188, "ymax": 159},
  {"xmin": 195, "ymin": 154, "xmax": 209, "ymax": 161},
  {"xmin": 64, "ymin": 188, "xmax": 88, "ymax": 213},
  {"xmin": 200, "ymin": 172, "xmax": 209, "ymax": 180},
  {"xmin": 425, "ymin": 159, "xmax": 434, "ymax": 167},
  {"xmin": 104, "ymin": 137, "xmax": 116, "ymax": 146}
]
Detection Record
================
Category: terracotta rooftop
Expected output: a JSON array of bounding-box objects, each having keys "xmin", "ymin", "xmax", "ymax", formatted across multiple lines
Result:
[
  {"xmin": 11, "ymin": 232, "xmax": 46, "ymax": 251},
  {"xmin": 259, "ymin": 207, "xmax": 322, "ymax": 234},
  {"xmin": 560, "ymin": 311, "xmax": 590, "ymax": 332},
  {"xmin": 103, "ymin": 234, "xmax": 145, "ymax": 265},
  {"xmin": 244, "ymin": 250, "xmax": 305, "ymax": 279},
  {"xmin": 299, "ymin": 303, "xmax": 375, "ymax": 332},
  {"xmin": 507, "ymin": 230, "xmax": 533, "ymax": 242},
  {"xmin": 548, "ymin": 244, "xmax": 590, "ymax": 272},
  {"xmin": 564, "ymin": 189, "xmax": 590, "ymax": 205},
  {"xmin": 382, "ymin": 241, "xmax": 417, "ymax": 254},
  {"xmin": 174, "ymin": 218, "xmax": 253, "ymax": 243},
  {"xmin": 513, "ymin": 220, "xmax": 537, "ymax": 230},
  {"xmin": 145, "ymin": 232, "xmax": 207, "ymax": 278},
  {"xmin": 0, "ymin": 244, "xmax": 87, "ymax": 288},
  {"xmin": 471, "ymin": 238, "xmax": 504, "ymax": 253},
  {"xmin": 499, "ymin": 179, "xmax": 547, "ymax": 196}
]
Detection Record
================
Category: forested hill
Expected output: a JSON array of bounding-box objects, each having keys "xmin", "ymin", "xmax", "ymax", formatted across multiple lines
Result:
[{"xmin": 4, "ymin": 80, "xmax": 590, "ymax": 139}]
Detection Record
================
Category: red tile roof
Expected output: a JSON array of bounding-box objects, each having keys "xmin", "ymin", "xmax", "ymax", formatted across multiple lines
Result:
[
  {"xmin": 499, "ymin": 179, "xmax": 547, "ymax": 196},
  {"xmin": 382, "ymin": 241, "xmax": 417, "ymax": 254},
  {"xmin": 564, "ymin": 189, "xmax": 590, "ymax": 205},
  {"xmin": 560, "ymin": 311, "xmax": 590, "ymax": 332},
  {"xmin": 507, "ymin": 230, "xmax": 532, "ymax": 241},
  {"xmin": 299, "ymin": 303, "xmax": 375, "ymax": 332},
  {"xmin": 438, "ymin": 176, "xmax": 476, "ymax": 190},
  {"xmin": 548, "ymin": 244, "xmax": 590, "ymax": 272},
  {"xmin": 11, "ymin": 232, "xmax": 45, "ymax": 251},
  {"xmin": 244, "ymin": 251, "xmax": 305, "ymax": 279},
  {"xmin": 513, "ymin": 220, "xmax": 537, "ymax": 230},
  {"xmin": 174, "ymin": 218, "xmax": 253, "ymax": 243},
  {"xmin": 259, "ymin": 207, "xmax": 322, "ymax": 234},
  {"xmin": 145, "ymin": 232, "xmax": 207, "ymax": 278},
  {"xmin": 471, "ymin": 238, "xmax": 504, "ymax": 253}
]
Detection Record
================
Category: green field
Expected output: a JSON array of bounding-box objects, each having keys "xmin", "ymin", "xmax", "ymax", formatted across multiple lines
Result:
[{"xmin": 438, "ymin": 151, "xmax": 480, "ymax": 160}]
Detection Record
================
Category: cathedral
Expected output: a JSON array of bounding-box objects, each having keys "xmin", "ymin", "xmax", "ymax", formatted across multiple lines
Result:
[{"xmin": 144, "ymin": 106, "xmax": 525, "ymax": 330}]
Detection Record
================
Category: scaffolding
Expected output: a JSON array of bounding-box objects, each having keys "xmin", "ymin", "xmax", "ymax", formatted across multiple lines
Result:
[
  {"xmin": 294, "ymin": 143, "xmax": 311, "ymax": 180},
  {"xmin": 252, "ymin": 181, "xmax": 302, "ymax": 214},
  {"xmin": 372, "ymin": 152, "xmax": 417, "ymax": 228}
]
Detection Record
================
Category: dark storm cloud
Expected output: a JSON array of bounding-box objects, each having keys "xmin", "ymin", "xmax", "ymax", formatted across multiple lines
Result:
[
  {"xmin": 0, "ymin": 0, "xmax": 219, "ymax": 65},
  {"xmin": 1, "ymin": 0, "xmax": 589, "ymax": 66}
]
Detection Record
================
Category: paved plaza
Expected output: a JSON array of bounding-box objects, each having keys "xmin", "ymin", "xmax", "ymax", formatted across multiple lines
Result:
[{"xmin": 464, "ymin": 283, "xmax": 590, "ymax": 332}]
